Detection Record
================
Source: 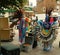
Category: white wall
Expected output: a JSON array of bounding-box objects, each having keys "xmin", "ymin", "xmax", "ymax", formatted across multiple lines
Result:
[{"xmin": 35, "ymin": 14, "xmax": 45, "ymax": 21}]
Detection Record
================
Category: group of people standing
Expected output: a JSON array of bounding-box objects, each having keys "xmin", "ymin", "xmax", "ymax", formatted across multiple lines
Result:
[{"xmin": 10, "ymin": 8, "xmax": 59, "ymax": 49}]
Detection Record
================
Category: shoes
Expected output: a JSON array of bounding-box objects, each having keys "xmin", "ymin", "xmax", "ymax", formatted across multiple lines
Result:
[{"xmin": 43, "ymin": 46, "xmax": 51, "ymax": 51}]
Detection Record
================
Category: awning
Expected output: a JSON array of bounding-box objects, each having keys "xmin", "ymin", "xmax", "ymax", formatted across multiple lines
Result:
[
  {"xmin": 24, "ymin": 6, "xmax": 33, "ymax": 11},
  {"xmin": 0, "ymin": 9, "xmax": 16, "ymax": 13}
]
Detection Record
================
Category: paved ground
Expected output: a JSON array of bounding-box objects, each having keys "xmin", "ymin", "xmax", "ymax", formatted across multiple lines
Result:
[
  {"xmin": 20, "ymin": 27, "xmax": 60, "ymax": 55},
  {"xmin": 1, "ymin": 27, "xmax": 60, "ymax": 55}
]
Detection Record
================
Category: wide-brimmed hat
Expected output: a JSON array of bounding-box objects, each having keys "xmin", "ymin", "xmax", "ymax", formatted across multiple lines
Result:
[
  {"xmin": 51, "ymin": 12, "xmax": 58, "ymax": 17},
  {"xmin": 50, "ymin": 15, "xmax": 58, "ymax": 17}
]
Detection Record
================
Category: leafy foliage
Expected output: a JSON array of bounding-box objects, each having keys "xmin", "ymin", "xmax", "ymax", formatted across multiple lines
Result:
[{"xmin": 0, "ymin": 0, "xmax": 28, "ymax": 9}]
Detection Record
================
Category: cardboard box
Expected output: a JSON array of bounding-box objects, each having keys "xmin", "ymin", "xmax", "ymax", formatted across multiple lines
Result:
[
  {"xmin": 0, "ymin": 30, "xmax": 10, "ymax": 41},
  {"xmin": 0, "ymin": 17, "xmax": 9, "ymax": 29}
]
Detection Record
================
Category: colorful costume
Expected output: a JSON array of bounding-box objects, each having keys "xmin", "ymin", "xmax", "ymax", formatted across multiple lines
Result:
[{"xmin": 18, "ymin": 18, "xmax": 26, "ymax": 43}]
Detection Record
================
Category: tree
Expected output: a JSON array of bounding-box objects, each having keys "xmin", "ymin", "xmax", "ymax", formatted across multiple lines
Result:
[
  {"xmin": 0, "ymin": 0, "xmax": 28, "ymax": 10},
  {"xmin": 18, "ymin": 0, "xmax": 28, "ymax": 8},
  {"xmin": 56, "ymin": 0, "xmax": 60, "ymax": 1}
]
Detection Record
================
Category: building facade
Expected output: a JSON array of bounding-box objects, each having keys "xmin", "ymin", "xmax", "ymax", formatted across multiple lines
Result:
[
  {"xmin": 56, "ymin": 0, "xmax": 60, "ymax": 12},
  {"xmin": 24, "ymin": 0, "xmax": 34, "ymax": 18},
  {"xmin": 35, "ymin": 0, "xmax": 57, "ymax": 14}
]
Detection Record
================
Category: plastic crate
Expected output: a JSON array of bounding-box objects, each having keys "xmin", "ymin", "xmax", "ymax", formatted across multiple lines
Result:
[{"xmin": 1, "ymin": 43, "xmax": 20, "ymax": 55}]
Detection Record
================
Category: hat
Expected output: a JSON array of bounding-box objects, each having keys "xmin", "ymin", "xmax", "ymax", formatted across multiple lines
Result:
[
  {"xmin": 51, "ymin": 15, "xmax": 58, "ymax": 17},
  {"xmin": 51, "ymin": 12, "xmax": 58, "ymax": 17}
]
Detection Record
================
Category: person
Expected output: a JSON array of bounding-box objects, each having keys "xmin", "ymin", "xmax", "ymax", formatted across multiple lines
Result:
[
  {"xmin": 36, "ymin": 16, "xmax": 38, "ymax": 22},
  {"xmin": 10, "ymin": 8, "xmax": 26, "ymax": 44},
  {"xmin": 25, "ymin": 17, "xmax": 31, "ymax": 32},
  {"xmin": 45, "ymin": 10, "xmax": 59, "ymax": 38},
  {"xmin": 32, "ymin": 22, "xmax": 40, "ymax": 48},
  {"xmin": 32, "ymin": 14, "xmax": 36, "ymax": 22},
  {"xmin": 45, "ymin": 8, "xmax": 54, "ymax": 23}
]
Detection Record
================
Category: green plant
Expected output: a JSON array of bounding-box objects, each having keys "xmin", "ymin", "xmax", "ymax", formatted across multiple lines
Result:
[{"xmin": 0, "ymin": 0, "xmax": 28, "ymax": 12}]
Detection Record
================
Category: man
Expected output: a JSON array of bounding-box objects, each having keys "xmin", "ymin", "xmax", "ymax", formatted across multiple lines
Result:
[{"xmin": 10, "ymin": 9, "xmax": 26, "ymax": 44}]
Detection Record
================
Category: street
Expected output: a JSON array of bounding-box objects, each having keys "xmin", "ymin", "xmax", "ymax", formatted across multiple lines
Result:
[
  {"xmin": 1, "ymin": 27, "xmax": 60, "ymax": 55},
  {"xmin": 20, "ymin": 27, "xmax": 60, "ymax": 55},
  {"xmin": 0, "ymin": 0, "xmax": 60, "ymax": 55}
]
